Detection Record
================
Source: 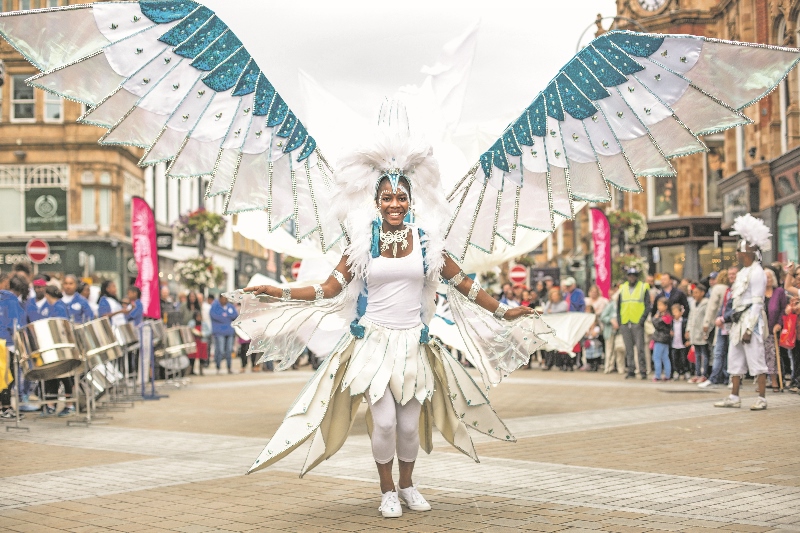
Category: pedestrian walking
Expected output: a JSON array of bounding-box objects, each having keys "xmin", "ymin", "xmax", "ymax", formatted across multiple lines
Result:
[
  {"xmin": 210, "ymin": 293, "xmax": 238, "ymax": 374},
  {"xmin": 617, "ymin": 268, "xmax": 651, "ymax": 379},
  {"xmin": 651, "ymin": 297, "xmax": 672, "ymax": 381},
  {"xmin": 687, "ymin": 284, "xmax": 709, "ymax": 383}
]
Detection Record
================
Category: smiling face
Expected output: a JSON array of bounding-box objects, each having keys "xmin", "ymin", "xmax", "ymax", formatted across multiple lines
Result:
[{"xmin": 376, "ymin": 177, "xmax": 410, "ymax": 228}]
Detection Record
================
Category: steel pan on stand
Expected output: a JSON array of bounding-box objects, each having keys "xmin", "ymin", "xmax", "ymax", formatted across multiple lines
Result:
[
  {"xmin": 14, "ymin": 318, "xmax": 83, "ymax": 381},
  {"xmin": 73, "ymin": 317, "xmax": 124, "ymax": 419},
  {"xmin": 157, "ymin": 326, "xmax": 196, "ymax": 385},
  {"xmin": 113, "ymin": 322, "xmax": 140, "ymax": 402}
]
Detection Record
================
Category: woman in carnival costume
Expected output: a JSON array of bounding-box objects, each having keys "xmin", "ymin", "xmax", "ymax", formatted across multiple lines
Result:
[
  {"xmin": 233, "ymin": 111, "xmax": 547, "ymax": 517},
  {"xmin": 3, "ymin": 0, "xmax": 800, "ymax": 518}
]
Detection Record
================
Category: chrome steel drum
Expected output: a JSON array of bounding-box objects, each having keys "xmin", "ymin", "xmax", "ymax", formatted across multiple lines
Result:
[
  {"xmin": 113, "ymin": 323, "xmax": 139, "ymax": 347},
  {"xmin": 14, "ymin": 318, "xmax": 83, "ymax": 381},
  {"xmin": 74, "ymin": 317, "xmax": 123, "ymax": 367},
  {"xmin": 158, "ymin": 354, "xmax": 191, "ymax": 371},
  {"xmin": 163, "ymin": 326, "xmax": 197, "ymax": 358},
  {"xmin": 148, "ymin": 320, "xmax": 166, "ymax": 345}
]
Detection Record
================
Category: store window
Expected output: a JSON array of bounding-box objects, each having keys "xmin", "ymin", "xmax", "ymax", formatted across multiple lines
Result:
[
  {"xmin": 778, "ymin": 205, "xmax": 799, "ymax": 263},
  {"xmin": 47, "ymin": 0, "xmax": 59, "ymax": 6},
  {"xmin": 654, "ymin": 245, "xmax": 685, "ymax": 279},
  {"xmin": 699, "ymin": 241, "xmax": 738, "ymax": 277},
  {"xmin": 44, "ymin": 91, "xmax": 63, "ymax": 123},
  {"xmin": 705, "ymin": 140, "xmax": 723, "ymax": 214},
  {"xmin": 19, "ymin": 0, "xmax": 31, "ymax": 9},
  {"xmin": 11, "ymin": 75, "xmax": 34, "ymax": 122},
  {"xmin": 648, "ymin": 175, "xmax": 679, "ymax": 219}
]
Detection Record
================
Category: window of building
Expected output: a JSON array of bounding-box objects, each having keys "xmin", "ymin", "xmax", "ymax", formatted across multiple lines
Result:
[
  {"xmin": 735, "ymin": 126, "xmax": 745, "ymax": 171},
  {"xmin": 778, "ymin": 18, "xmax": 789, "ymax": 154},
  {"xmin": 47, "ymin": 0, "xmax": 59, "ymax": 7},
  {"xmin": 11, "ymin": 75, "xmax": 34, "ymax": 122},
  {"xmin": 654, "ymin": 245, "xmax": 685, "ymax": 279},
  {"xmin": 20, "ymin": 0, "xmax": 31, "ymax": 9},
  {"xmin": 778, "ymin": 205, "xmax": 799, "ymax": 263},
  {"xmin": 44, "ymin": 91, "xmax": 62, "ymax": 123},
  {"xmin": 81, "ymin": 187, "xmax": 96, "ymax": 228},
  {"xmin": 647, "ymin": 175, "xmax": 679, "ymax": 219},
  {"xmin": 0, "ymin": 165, "xmax": 69, "ymax": 235},
  {"xmin": 704, "ymin": 138, "xmax": 724, "ymax": 214},
  {"xmin": 99, "ymin": 189, "xmax": 111, "ymax": 231}
]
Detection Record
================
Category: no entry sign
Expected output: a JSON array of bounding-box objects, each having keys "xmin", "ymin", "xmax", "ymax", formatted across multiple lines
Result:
[
  {"xmin": 291, "ymin": 261, "xmax": 301, "ymax": 280},
  {"xmin": 26, "ymin": 238, "xmax": 50, "ymax": 264},
  {"xmin": 509, "ymin": 264, "xmax": 528, "ymax": 285}
]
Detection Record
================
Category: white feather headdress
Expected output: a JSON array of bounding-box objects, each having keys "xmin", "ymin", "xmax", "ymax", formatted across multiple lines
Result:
[
  {"xmin": 328, "ymin": 101, "xmax": 451, "ymax": 280},
  {"xmin": 731, "ymin": 213, "xmax": 772, "ymax": 252}
]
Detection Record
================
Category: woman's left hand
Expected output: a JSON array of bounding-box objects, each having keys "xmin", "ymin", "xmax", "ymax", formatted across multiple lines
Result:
[{"xmin": 503, "ymin": 306, "xmax": 535, "ymax": 320}]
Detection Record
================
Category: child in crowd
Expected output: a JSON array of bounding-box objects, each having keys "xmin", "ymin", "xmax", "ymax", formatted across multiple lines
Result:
[
  {"xmin": 687, "ymin": 284, "xmax": 709, "ymax": 383},
  {"xmin": 651, "ymin": 297, "xmax": 672, "ymax": 382},
  {"xmin": 582, "ymin": 308, "xmax": 603, "ymax": 372},
  {"xmin": 671, "ymin": 303, "xmax": 690, "ymax": 380}
]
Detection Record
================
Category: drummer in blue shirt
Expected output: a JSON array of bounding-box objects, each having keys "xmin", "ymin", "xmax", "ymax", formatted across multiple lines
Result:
[
  {"xmin": 125, "ymin": 286, "xmax": 143, "ymax": 326},
  {"xmin": 0, "ymin": 273, "xmax": 28, "ymax": 419},
  {"xmin": 40, "ymin": 285, "xmax": 75, "ymax": 417},
  {"xmin": 26, "ymin": 277, "xmax": 48, "ymax": 323},
  {"xmin": 61, "ymin": 275, "xmax": 94, "ymax": 325}
]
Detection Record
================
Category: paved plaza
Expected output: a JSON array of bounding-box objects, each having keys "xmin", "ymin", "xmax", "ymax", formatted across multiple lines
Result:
[{"xmin": 2, "ymin": 365, "xmax": 799, "ymax": 533}]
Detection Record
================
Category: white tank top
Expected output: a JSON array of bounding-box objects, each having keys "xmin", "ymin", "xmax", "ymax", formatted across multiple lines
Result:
[{"xmin": 363, "ymin": 228, "xmax": 425, "ymax": 330}]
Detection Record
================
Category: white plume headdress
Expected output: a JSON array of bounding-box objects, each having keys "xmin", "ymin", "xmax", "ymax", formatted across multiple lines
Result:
[
  {"xmin": 328, "ymin": 100, "xmax": 451, "ymax": 279},
  {"xmin": 731, "ymin": 213, "xmax": 772, "ymax": 253}
]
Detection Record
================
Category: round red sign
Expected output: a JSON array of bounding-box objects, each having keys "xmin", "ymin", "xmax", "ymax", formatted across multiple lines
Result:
[
  {"xmin": 26, "ymin": 238, "xmax": 50, "ymax": 264},
  {"xmin": 509, "ymin": 264, "xmax": 528, "ymax": 285},
  {"xmin": 291, "ymin": 261, "xmax": 301, "ymax": 280}
]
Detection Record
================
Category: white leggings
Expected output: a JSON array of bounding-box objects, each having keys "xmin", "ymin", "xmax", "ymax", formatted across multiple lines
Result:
[{"xmin": 366, "ymin": 386, "xmax": 422, "ymax": 464}]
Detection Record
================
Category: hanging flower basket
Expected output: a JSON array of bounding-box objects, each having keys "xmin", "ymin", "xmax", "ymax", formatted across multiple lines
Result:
[
  {"xmin": 175, "ymin": 256, "xmax": 226, "ymax": 290},
  {"xmin": 174, "ymin": 208, "xmax": 227, "ymax": 246},
  {"xmin": 607, "ymin": 210, "xmax": 648, "ymax": 244},
  {"xmin": 612, "ymin": 254, "xmax": 649, "ymax": 284}
]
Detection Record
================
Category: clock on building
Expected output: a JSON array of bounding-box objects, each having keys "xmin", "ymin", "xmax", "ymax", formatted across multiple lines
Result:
[{"xmin": 636, "ymin": 0, "xmax": 668, "ymax": 13}]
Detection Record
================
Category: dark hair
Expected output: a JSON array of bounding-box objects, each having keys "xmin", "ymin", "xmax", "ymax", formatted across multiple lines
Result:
[
  {"xmin": 128, "ymin": 286, "xmax": 142, "ymax": 299},
  {"xmin": 9, "ymin": 274, "xmax": 29, "ymax": 300},
  {"xmin": 45, "ymin": 285, "xmax": 63, "ymax": 299},
  {"xmin": 671, "ymin": 303, "xmax": 684, "ymax": 313},
  {"xmin": 375, "ymin": 175, "xmax": 412, "ymax": 204},
  {"xmin": 0, "ymin": 273, "xmax": 9, "ymax": 285},
  {"xmin": 656, "ymin": 296, "xmax": 668, "ymax": 307},
  {"xmin": 186, "ymin": 291, "xmax": 201, "ymax": 312},
  {"xmin": 695, "ymin": 284, "xmax": 708, "ymax": 293},
  {"xmin": 100, "ymin": 280, "xmax": 118, "ymax": 303},
  {"xmin": 12, "ymin": 262, "xmax": 31, "ymax": 276}
]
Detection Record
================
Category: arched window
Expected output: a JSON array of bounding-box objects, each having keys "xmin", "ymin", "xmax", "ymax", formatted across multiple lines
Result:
[
  {"xmin": 778, "ymin": 17, "xmax": 789, "ymax": 154},
  {"xmin": 778, "ymin": 205, "xmax": 799, "ymax": 263}
]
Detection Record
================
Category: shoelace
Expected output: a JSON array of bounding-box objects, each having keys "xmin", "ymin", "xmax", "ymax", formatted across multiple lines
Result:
[
  {"xmin": 402, "ymin": 485, "xmax": 425, "ymax": 505},
  {"xmin": 379, "ymin": 493, "xmax": 399, "ymax": 511}
]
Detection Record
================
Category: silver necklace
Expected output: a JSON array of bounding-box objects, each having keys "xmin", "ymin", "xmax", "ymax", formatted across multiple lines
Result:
[{"xmin": 379, "ymin": 226, "xmax": 410, "ymax": 257}]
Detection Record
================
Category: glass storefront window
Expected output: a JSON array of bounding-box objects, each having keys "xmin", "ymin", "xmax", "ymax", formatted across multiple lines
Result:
[
  {"xmin": 655, "ymin": 245, "xmax": 685, "ymax": 278},
  {"xmin": 778, "ymin": 205, "xmax": 799, "ymax": 263},
  {"xmin": 705, "ymin": 142, "xmax": 723, "ymax": 214},
  {"xmin": 699, "ymin": 242, "xmax": 738, "ymax": 277}
]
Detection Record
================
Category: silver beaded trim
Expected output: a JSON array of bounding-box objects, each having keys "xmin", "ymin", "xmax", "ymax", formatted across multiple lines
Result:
[
  {"xmin": 449, "ymin": 271, "xmax": 466, "ymax": 287},
  {"xmin": 467, "ymin": 280, "xmax": 481, "ymax": 302},
  {"xmin": 280, "ymin": 287, "xmax": 291, "ymax": 301},
  {"xmin": 331, "ymin": 270, "xmax": 348, "ymax": 290},
  {"xmin": 494, "ymin": 303, "xmax": 509, "ymax": 320},
  {"xmin": 313, "ymin": 284, "xmax": 324, "ymax": 301}
]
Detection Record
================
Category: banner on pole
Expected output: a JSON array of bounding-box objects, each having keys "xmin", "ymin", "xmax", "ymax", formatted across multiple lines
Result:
[
  {"xmin": 591, "ymin": 208, "xmax": 611, "ymax": 299},
  {"xmin": 131, "ymin": 197, "xmax": 161, "ymax": 319}
]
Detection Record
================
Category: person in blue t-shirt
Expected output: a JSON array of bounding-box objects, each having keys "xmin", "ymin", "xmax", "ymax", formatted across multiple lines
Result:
[
  {"xmin": 210, "ymin": 294, "xmax": 238, "ymax": 374},
  {"xmin": 0, "ymin": 273, "xmax": 28, "ymax": 419},
  {"xmin": 26, "ymin": 277, "xmax": 48, "ymax": 323},
  {"xmin": 124, "ymin": 286, "xmax": 144, "ymax": 326},
  {"xmin": 61, "ymin": 275, "xmax": 94, "ymax": 325},
  {"xmin": 39, "ymin": 285, "xmax": 75, "ymax": 417}
]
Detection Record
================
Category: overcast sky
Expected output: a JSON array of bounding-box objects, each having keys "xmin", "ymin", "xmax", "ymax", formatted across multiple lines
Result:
[{"xmin": 206, "ymin": 0, "xmax": 618, "ymax": 160}]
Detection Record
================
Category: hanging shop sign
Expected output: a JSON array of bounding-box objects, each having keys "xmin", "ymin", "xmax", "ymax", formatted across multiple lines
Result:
[{"xmin": 25, "ymin": 188, "xmax": 67, "ymax": 232}]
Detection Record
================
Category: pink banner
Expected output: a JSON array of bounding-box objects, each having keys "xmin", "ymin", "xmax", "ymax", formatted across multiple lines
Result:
[
  {"xmin": 131, "ymin": 197, "xmax": 161, "ymax": 319},
  {"xmin": 591, "ymin": 208, "xmax": 611, "ymax": 299}
]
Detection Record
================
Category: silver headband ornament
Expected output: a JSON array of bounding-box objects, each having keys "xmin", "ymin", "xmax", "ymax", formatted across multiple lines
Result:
[{"xmin": 378, "ymin": 168, "xmax": 410, "ymax": 195}]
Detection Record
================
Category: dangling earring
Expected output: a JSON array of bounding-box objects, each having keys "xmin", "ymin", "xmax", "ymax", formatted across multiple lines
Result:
[{"xmin": 375, "ymin": 204, "xmax": 382, "ymax": 221}]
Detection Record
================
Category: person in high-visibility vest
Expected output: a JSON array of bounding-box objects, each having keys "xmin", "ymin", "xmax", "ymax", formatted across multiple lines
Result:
[{"xmin": 615, "ymin": 267, "xmax": 651, "ymax": 379}]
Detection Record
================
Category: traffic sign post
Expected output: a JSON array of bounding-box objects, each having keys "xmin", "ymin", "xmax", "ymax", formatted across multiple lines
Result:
[
  {"xmin": 508, "ymin": 264, "xmax": 528, "ymax": 286},
  {"xmin": 291, "ymin": 261, "xmax": 301, "ymax": 280},
  {"xmin": 26, "ymin": 238, "xmax": 50, "ymax": 264}
]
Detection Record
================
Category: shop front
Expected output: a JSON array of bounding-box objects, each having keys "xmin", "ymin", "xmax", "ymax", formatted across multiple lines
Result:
[
  {"xmin": 769, "ymin": 147, "xmax": 800, "ymax": 263},
  {"xmin": 640, "ymin": 218, "xmax": 733, "ymax": 280}
]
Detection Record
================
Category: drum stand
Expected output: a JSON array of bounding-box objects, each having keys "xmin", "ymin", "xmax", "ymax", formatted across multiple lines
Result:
[
  {"xmin": 140, "ymin": 323, "xmax": 167, "ymax": 401},
  {"xmin": 5, "ymin": 351, "xmax": 29, "ymax": 433},
  {"xmin": 68, "ymin": 362, "xmax": 110, "ymax": 427}
]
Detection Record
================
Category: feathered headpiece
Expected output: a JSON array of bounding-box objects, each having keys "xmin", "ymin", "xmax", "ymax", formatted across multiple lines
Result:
[{"xmin": 731, "ymin": 214, "xmax": 772, "ymax": 253}]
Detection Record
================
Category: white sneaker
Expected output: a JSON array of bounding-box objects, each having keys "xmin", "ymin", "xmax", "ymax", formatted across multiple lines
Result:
[
  {"xmin": 397, "ymin": 484, "xmax": 431, "ymax": 511},
  {"xmin": 727, "ymin": 382, "xmax": 733, "ymax": 389},
  {"xmin": 379, "ymin": 491, "xmax": 402, "ymax": 518},
  {"xmin": 698, "ymin": 380, "xmax": 718, "ymax": 389},
  {"xmin": 714, "ymin": 396, "xmax": 741, "ymax": 408},
  {"xmin": 750, "ymin": 397, "xmax": 768, "ymax": 411}
]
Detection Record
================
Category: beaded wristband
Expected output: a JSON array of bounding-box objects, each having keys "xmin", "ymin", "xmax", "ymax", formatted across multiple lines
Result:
[
  {"xmin": 467, "ymin": 280, "xmax": 481, "ymax": 302},
  {"xmin": 493, "ymin": 303, "xmax": 509, "ymax": 320},
  {"xmin": 331, "ymin": 269, "xmax": 348, "ymax": 290},
  {"xmin": 280, "ymin": 287, "xmax": 291, "ymax": 301},
  {"xmin": 313, "ymin": 284, "xmax": 324, "ymax": 301},
  {"xmin": 449, "ymin": 271, "xmax": 466, "ymax": 287}
]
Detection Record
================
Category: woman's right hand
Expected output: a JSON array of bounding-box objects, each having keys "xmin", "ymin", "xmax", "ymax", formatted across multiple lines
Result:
[{"xmin": 243, "ymin": 285, "xmax": 281, "ymax": 297}]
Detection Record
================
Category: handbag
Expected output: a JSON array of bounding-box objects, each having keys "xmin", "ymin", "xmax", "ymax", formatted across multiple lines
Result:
[
  {"xmin": 779, "ymin": 314, "xmax": 797, "ymax": 349},
  {"xmin": 648, "ymin": 339, "xmax": 655, "ymax": 351},
  {"xmin": 687, "ymin": 345, "xmax": 696, "ymax": 363}
]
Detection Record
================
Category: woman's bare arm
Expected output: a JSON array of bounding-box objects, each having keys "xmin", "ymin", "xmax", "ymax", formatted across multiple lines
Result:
[
  {"xmin": 441, "ymin": 254, "xmax": 534, "ymax": 320},
  {"xmin": 244, "ymin": 255, "xmax": 353, "ymax": 300}
]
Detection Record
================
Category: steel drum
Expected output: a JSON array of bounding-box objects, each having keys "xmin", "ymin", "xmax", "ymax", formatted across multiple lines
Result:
[
  {"xmin": 145, "ymin": 320, "xmax": 167, "ymax": 357},
  {"xmin": 164, "ymin": 327, "xmax": 197, "ymax": 358},
  {"xmin": 14, "ymin": 318, "xmax": 83, "ymax": 381},
  {"xmin": 113, "ymin": 323, "xmax": 139, "ymax": 348},
  {"xmin": 74, "ymin": 317, "xmax": 123, "ymax": 367}
]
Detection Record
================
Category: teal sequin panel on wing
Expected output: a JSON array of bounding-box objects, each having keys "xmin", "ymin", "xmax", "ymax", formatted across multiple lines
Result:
[
  {"xmin": 276, "ymin": 111, "xmax": 297, "ymax": 138},
  {"xmin": 266, "ymin": 95, "xmax": 289, "ymax": 127},
  {"xmin": 191, "ymin": 30, "xmax": 243, "ymax": 71},
  {"xmin": 502, "ymin": 128, "xmax": 521, "ymax": 157},
  {"xmin": 233, "ymin": 59, "xmax": 260, "ymax": 96},
  {"xmin": 562, "ymin": 58, "xmax": 610, "ymax": 101},
  {"xmin": 605, "ymin": 32, "xmax": 664, "ymax": 57},
  {"xmin": 285, "ymin": 122, "xmax": 308, "ymax": 152},
  {"xmin": 158, "ymin": 6, "xmax": 214, "ymax": 47},
  {"xmin": 253, "ymin": 74, "xmax": 276, "ymax": 115},
  {"xmin": 203, "ymin": 47, "xmax": 251, "ymax": 92},
  {"xmin": 594, "ymin": 37, "xmax": 645, "ymax": 76},
  {"xmin": 576, "ymin": 46, "xmax": 627, "ymax": 87},
  {"xmin": 297, "ymin": 136, "xmax": 316, "ymax": 161},
  {"xmin": 544, "ymin": 82, "xmax": 564, "ymax": 120},
  {"xmin": 556, "ymin": 73, "xmax": 596, "ymax": 120},
  {"xmin": 174, "ymin": 16, "xmax": 227, "ymax": 59},
  {"xmin": 512, "ymin": 114, "xmax": 533, "ymax": 146},
  {"xmin": 140, "ymin": 0, "xmax": 199, "ymax": 24},
  {"xmin": 527, "ymin": 96, "xmax": 547, "ymax": 137}
]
